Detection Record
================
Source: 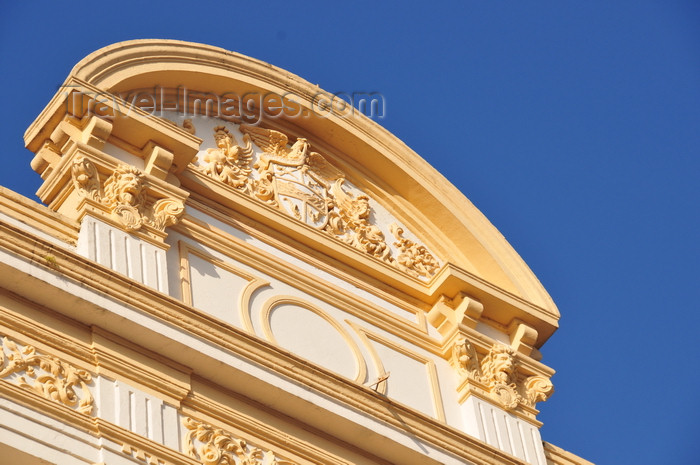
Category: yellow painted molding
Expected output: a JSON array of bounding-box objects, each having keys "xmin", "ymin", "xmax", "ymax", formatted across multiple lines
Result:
[
  {"xmin": 543, "ymin": 442, "xmax": 595, "ymax": 465},
  {"xmin": 0, "ymin": 186, "xmax": 79, "ymax": 245},
  {"xmin": 26, "ymin": 77, "xmax": 202, "ymax": 169},
  {"xmin": 95, "ymin": 419, "xmax": 200, "ymax": 465},
  {"xmin": 182, "ymin": 387, "xmax": 362, "ymax": 465},
  {"xmin": 0, "ymin": 219, "xmax": 531, "ymax": 465},
  {"xmin": 183, "ymin": 191, "xmax": 558, "ymax": 344},
  {"xmin": 91, "ymin": 327, "xmax": 192, "ymax": 403},
  {"xmin": 183, "ymin": 195, "xmax": 431, "ymax": 320}
]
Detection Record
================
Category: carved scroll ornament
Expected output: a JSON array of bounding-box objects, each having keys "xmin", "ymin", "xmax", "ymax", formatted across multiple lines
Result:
[
  {"xmin": 199, "ymin": 126, "xmax": 253, "ymax": 190},
  {"xmin": 70, "ymin": 157, "xmax": 184, "ymax": 233},
  {"xmin": 450, "ymin": 337, "xmax": 553, "ymax": 411},
  {"xmin": 0, "ymin": 335, "xmax": 94, "ymax": 414},
  {"xmin": 194, "ymin": 125, "xmax": 441, "ymax": 279},
  {"xmin": 183, "ymin": 417, "xmax": 296, "ymax": 465}
]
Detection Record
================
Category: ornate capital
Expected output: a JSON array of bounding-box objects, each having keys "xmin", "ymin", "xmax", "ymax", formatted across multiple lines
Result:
[
  {"xmin": 450, "ymin": 336, "xmax": 553, "ymax": 415},
  {"xmin": 71, "ymin": 158, "xmax": 185, "ymax": 236}
]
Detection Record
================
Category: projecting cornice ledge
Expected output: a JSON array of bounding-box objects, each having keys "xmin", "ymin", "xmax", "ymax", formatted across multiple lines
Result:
[{"xmin": 0, "ymin": 218, "xmax": 533, "ymax": 465}]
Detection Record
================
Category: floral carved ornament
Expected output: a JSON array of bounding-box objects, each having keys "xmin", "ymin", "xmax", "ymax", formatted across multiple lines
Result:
[{"xmin": 195, "ymin": 124, "xmax": 440, "ymax": 280}]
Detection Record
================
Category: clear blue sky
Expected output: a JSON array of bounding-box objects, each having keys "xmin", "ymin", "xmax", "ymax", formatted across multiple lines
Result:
[{"xmin": 2, "ymin": 2, "xmax": 698, "ymax": 463}]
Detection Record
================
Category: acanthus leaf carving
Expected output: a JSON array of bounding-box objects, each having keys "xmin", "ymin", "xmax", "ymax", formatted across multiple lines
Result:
[
  {"xmin": 183, "ymin": 417, "xmax": 296, "ymax": 465},
  {"xmin": 148, "ymin": 198, "xmax": 185, "ymax": 231},
  {"xmin": 199, "ymin": 126, "xmax": 253, "ymax": 191},
  {"xmin": 0, "ymin": 335, "xmax": 94, "ymax": 414},
  {"xmin": 330, "ymin": 179, "xmax": 391, "ymax": 262},
  {"xmin": 390, "ymin": 223, "xmax": 440, "ymax": 279},
  {"xmin": 522, "ymin": 375, "xmax": 554, "ymax": 407},
  {"xmin": 450, "ymin": 337, "xmax": 553, "ymax": 412},
  {"xmin": 71, "ymin": 156, "xmax": 102, "ymax": 201},
  {"xmin": 193, "ymin": 124, "xmax": 441, "ymax": 279}
]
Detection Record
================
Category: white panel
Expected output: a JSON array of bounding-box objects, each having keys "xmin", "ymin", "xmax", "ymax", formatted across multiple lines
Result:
[
  {"xmin": 103, "ymin": 142, "xmax": 145, "ymax": 170},
  {"xmin": 188, "ymin": 253, "xmax": 248, "ymax": 325},
  {"xmin": 462, "ymin": 396, "xmax": 546, "ymax": 465},
  {"xmin": 176, "ymin": 212, "xmax": 423, "ymax": 327},
  {"xmin": 95, "ymin": 375, "xmax": 180, "ymax": 448},
  {"xmin": 369, "ymin": 340, "xmax": 436, "ymax": 418},
  {"xmin": 162, "ymin": 404, "xmax": 181, "ymax": 451},
  {"xmin": 0, "ymin": 397, "xmax": 100, "ymax": 465},
  {"xmin": 77, "ymin": 215, "xmax": 169, "ymax": 293},
  {"xmin": 268, "ymin": 303, "xmax": 357, "ymax": 380},
  {"xmin": 506, "ymin": 414, "xmax": 526, "ymax": 460},
  {"xmin": 0, "ymin": 249, "xmax": 478, "ymax": 464}
]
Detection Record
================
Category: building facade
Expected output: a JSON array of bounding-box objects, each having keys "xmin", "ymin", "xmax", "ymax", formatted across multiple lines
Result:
[{"xmin": 0, "ymin": 40, "xmax": 591, "ymax": 465}]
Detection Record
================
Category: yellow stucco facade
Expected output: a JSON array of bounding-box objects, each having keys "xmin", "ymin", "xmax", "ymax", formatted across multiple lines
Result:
[{"xmin": 0, "ymin": 40, "xmax": 592, "ymax": 465}]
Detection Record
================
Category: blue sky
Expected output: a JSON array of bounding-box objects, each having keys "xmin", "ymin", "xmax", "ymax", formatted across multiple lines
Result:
[{"xmin": 2, "ymin": 2, "xmax": 699, "ymax": 463}]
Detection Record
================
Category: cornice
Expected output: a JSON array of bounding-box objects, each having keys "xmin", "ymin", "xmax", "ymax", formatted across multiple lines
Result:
[
  {"xmin": 0, "ymin": 186, "xmax": 79, "ymax": 245},
  {"xmin": 0, "ymin": 215, "xmax": 532, "ymax": 465},
  {"xmin": 542, "ymin": 442, "xmax": 595, "ymax": 465}
]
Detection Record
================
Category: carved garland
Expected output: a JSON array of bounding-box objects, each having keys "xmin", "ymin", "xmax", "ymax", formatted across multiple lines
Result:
[
  {"xmin": 0, "ymin": 335, "xmax": 94, "ymax": 414},
  {"xmin": 450, "ymin": 337, "xmax": 553, "ymax": 411},
  {"xmin": 183, "ymin": 417, "xmax": 296, "ymax": 465},
  {"xmin": 71, "ymin": 156, "xmax": 185, "ymax": 233},
  {"xmin": 194, "ymin": 125, "xmax": 441, "ymax": 279}
]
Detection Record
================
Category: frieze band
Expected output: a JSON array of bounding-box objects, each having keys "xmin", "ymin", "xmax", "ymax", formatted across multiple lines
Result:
[{"xmin": 195, "ymin": 124, "xmax": 441, "ymax": 280}]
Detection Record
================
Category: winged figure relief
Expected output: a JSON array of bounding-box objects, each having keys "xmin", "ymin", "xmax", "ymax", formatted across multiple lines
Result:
[
  {"xmin": 239, "ymin": 125, "xmax": 344, "ymax": 210},
  {"xmin": 199, "ymin": 126, "xmax": 253, "ymax": 190},
  {"xmin": 229, "ymin": 125, "xmax": 438, "ymax": 277},
  {"xmin": 240, "ymin": 125, "xmax": 344, "ymax": 181}
]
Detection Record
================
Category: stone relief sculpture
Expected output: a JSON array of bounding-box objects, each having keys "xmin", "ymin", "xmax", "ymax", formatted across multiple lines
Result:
[
  {"xmin": 194, "ymin": 124, "xmax": 441, "ymax": 279},
  {"xmin": 0, "ymin": 335, "xmax": 94, "ymax": 414},
  {"xmin": 390, "ymin": 223, "xmax": 441, "ymax": 277},
  {"xmin": 71, "ymin": 158, "xmax": 184, "ymax": 233},
  {"xmin": 329, "ymin": 179, "xmax": 391, "ymax": 261},
  {"xmin": 183, "ymin": 417, "xmax": 296, "ymax": 465},
  {"xmin": 451, "ymin": 337, "xmax": 553, "ymax": 411},
  {"xmin": 103, "ymin": 165, "xmax": 148, "ymax": 231},
  {"xmin": 71, "ymin": 155, "xmax": 102, "ymax": 201},
  {"xmin": 199, "ymin": 126, "xmax": 253, "ymax": 190}
]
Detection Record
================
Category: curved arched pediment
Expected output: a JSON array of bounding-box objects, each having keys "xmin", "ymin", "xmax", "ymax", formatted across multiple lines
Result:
[{"xmin": 24, "ymin": 40, "xmax": 559, "ymax": 342}]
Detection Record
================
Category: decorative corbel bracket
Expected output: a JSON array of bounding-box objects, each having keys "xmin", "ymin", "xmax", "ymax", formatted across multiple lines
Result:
[
  {"xmin": 508, "ymin": 318, "xmax": 540, "ymax": 359},
  {"xmin": 428, "ymin": 292, "xmax": 483, "ymax": 339}
]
